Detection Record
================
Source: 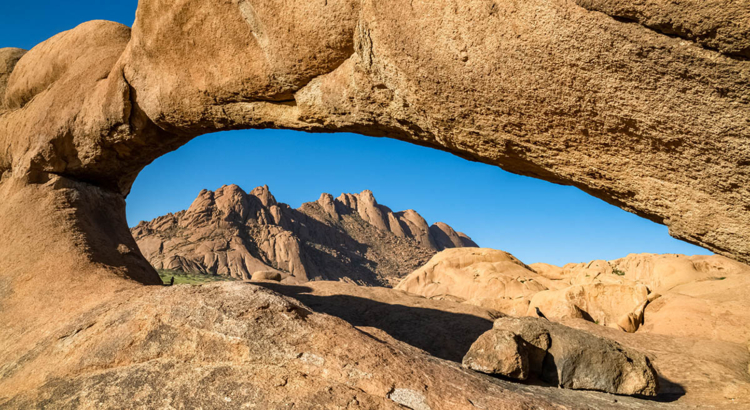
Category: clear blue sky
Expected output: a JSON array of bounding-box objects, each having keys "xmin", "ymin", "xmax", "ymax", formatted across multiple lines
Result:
[{"xmin": 2, "ymin": 1, "xmax": 711, "ymax": 266}]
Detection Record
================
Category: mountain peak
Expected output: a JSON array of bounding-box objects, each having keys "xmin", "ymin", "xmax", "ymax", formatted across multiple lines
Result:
[
  {"xmin": 250, "ymin": 184, "xmax": 276, "ymax": 207},
  {"xmin": 133, "ymin": 186, "xmax": 478, "ymax": 284}
]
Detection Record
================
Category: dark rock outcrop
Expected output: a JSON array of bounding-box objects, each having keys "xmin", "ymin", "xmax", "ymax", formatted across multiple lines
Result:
[
  {"xmin": 462, "ymin": 329, "xmax": 531, "ymax": 379},
  {"xmin": 468, "ymin": 317, "xmax": 660, "ymax": 396}
]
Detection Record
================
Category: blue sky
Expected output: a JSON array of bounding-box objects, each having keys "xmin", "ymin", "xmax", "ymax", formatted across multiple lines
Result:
[
  {"xmin": 2, "ymin": 1, "xmax": 711, "ymax": 266},
  {"xmin": 0, "ymin": 1, "xmax": 139, "ymax": 50},
  {"xmin": 127, "ymin": 130, "xmax": 711, "ymax": 265}
]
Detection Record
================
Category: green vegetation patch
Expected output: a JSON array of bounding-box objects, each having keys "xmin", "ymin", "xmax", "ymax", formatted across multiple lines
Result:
[{"xmin": 158, "ymin": 269, "xmax": 237, "ymax": 285}]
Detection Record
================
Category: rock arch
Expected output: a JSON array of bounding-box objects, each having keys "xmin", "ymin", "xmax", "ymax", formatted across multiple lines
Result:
[{"xmin": 1, "ymin": 0, "xmax": 748, "ymax": 298}]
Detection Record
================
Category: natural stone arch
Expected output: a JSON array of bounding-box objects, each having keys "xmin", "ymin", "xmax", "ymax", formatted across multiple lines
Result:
[
  {"xmin": 2, "ymin": 1, "xmax": 750, "ymax": 407},
  {"xmin": 1, "ymin": 0, "xmax": 749, "ymax": 298}
]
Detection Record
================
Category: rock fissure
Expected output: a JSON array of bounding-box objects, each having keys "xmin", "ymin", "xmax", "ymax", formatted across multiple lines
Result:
[{"xmin": 575, "ymin": 0, "xmax": 750, "ymax": 59}]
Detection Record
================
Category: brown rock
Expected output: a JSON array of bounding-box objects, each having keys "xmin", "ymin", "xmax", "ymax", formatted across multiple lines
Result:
[
  {"xmin": 335, "ymin": 190, "xmax": 475, "ymax": 251},
  {"xmin": 616, "ymin": 298, "xmax": 651, "ymax": 333},
  {"xmin": 397, "ymin": 250, "xmax": 681, "ymax": 328},
  {"xmin": 607, "ymin": 253, "xmax": 748, "ymax": 292},
  {"xmin": 2, "ymin": 1, "xmax": 750, "ymax": 407},
  {"xmin": 251, "ymin": 270, "xmax": 283, "ymax": 282},
  {"xmin": 529, "ymin": 262, "xmax": 567, "ymax": 281},
  {"xmin": 462, "ymin": 329, "xmax": 530, "ymax": 380},
  {"xmin": 557, "ymin": 253, "xmax": 748, "ymax": 293},
  {"xmin": 556, "ymin": 317, "xmax": 750, "ymax": 407},
  {"xmin": 3, "ymin": 21, "xmax": 131, "ymax": 110},
  {"xmin": 0, "ymin": 0, "xmax": 748, "ymax": 288},
  {"xmin": 575, "ymin": 0, "xmax": 750, "ymax": 57},
  {"xmin": 0, "ymin": 48, "xmax": 26, "ymax": 112},
  {"xmin": 477, "ymin": 298, "xmax": 532, "ymax": 317},
  {"xmin": 132, "ymin": 185, "xmax": 475, "ymax": 284},
  {"xmin": 494, "ymin": 316, "xmax": 554, "ymax": 375},
  {"xmin": 258, "ymin": 280, "xmax": 498, "ymax": 363},
  {"xmin": 243, "ymin": 280, "xmax": 750, "ymax": 406},
  {"xmin": 396, "ymin": 248, "xmax": 551, "ymax": 313},
  {"xmin": 527, "ymin": 283, "xmax": 650, "ymax": 328},
  {"xmin": 429, "ymin": 222, "xmax": 479, "ymax": 249},
  {"xmin": 639, "ymin": 274, "xmax": 750, "ymax": 345},
  {"xmin": 492, "ymin": 317, "xmax": 660, "ymax": 396},
  {"xmin": 531, "ymin": 297, "xmax": 591, "ymax": 322},
  {"xmin": 2, "ymin": 282, "xmax": 671, "ymax": 409}
]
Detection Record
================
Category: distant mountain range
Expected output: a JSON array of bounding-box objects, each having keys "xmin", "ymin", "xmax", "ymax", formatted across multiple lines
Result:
[{"xmin": 131, "ymin": 185, "xmax": 477, "ymax": 286}]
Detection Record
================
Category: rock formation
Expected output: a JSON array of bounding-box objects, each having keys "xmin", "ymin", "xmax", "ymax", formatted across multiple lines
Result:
[
  {"xmin": 0, "ymin": 0, "xmax": 749, "ymax": 295},
  {"xmin": 397, "ymin": 249, "xmax": 750, "ymax": 336},
  {"xmin": 2, "ymin": 0, "xmax": 750, "ymax": 408},
  {"xmin": 0, "ymin": 48, "xmax": 26, "ymax": 109},
  {"xmin": 466, "ymin": 317, "xmax": 660, "ymax": 396},
  {"xmin": 543, "ymin": 253, "xmax": 750, "ymax": 293},
  {"xmin": 527, "ymin": 283, "xmax": 651, "ymax": 329},
  {"xmin": 5, "ymin": 281, "xmax": 660, "ymax": 409},
  {"xmin": 228, "ymin": 278, "xmax": 750, "ymax": 406},
  {"xmin": 575, "ymin": 0, "xmax": 750, "ymax": 57},
  {"xmin": 131, "ymin": 185, "xmax": 476, "ymax": 285},
  {"xmin": 462, "ymin": 329, "xmax": 531, "ymax": 379},
  {"xmin": 393, "ymin": 248, "xmax": 750, "ymax": 404},
  {"xmin": 395, "ymin": 248, "xmax": 553, "ymax": 314},
  {"xmin": 251, "ymin": 270, "xmax": 283, "ymax": 282}
]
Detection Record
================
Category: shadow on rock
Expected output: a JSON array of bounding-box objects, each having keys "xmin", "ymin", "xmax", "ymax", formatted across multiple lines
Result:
[
  {"xmin": 255, "ymin": 282, "xmax": 493, "ymax": 362},
  {"xmin": 642, "ymin": 375, "xmax": 686, "ymax": 403}
]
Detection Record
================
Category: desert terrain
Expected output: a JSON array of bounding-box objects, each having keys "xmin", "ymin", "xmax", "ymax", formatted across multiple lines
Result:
[{"xmin": 1, "ymin": 0, "xmax": 749, "ymax": 408}]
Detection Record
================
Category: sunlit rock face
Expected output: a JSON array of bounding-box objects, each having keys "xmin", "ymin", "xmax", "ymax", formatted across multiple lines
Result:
[
  {"xmin": 1, "ymin": 0, "xmax": 750, "ymax": 407},
  {"xmin": 1, "ymin": 0, "xmax": 750, "ymax": 282},
  {"xmin": 1, "ymin": 0, "xmax": 749, "ymax": 279},
  {"xmin": 131, "ymin": 185, "xmax": 475, "ymax": 285},
  {"xmin": 398, "ymin": 249, "xmax": 750, "ymax": 343}
]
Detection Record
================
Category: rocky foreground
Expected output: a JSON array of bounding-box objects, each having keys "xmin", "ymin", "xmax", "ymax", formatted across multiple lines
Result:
[
  {"xmin": 131, "ymin": 185, "xmax": 476, "ymax": 285},
  {"xmin": 4, "ymin": 262, "xmax": 746, "ymax": 409},
  {"xmin": 5, "ymin": 248, "xmax": 747, "ymax": 408},
  {"xmin": 0, "ymin": 281, "xmax": 671, "ymax": 410},
  {"xmin": 393, "ymin": 248, "xmax": 750, "ymax": 405}
]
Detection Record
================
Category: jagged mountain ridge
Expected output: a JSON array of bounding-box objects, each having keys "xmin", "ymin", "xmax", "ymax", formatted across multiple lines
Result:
[{"xmin": 131, "ymin": 185, "xmax": 477, "ymax": 286}]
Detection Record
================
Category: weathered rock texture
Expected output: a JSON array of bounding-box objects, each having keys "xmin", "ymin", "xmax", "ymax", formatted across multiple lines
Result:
[
  {"xmin": 396, "ymin": 248, "xmax": 750, "ymax": 404},
  {"xmin": 395, "ymin": 248, "xmax": 552, "ymax": 314},
  {"xmin": 241, "ymin": 278, "xmax": 750, "ymax": 407},
  {"xmin": 131, "ymin": 185, "xmax": 475, "ymax": 285},
  {"xmin": 398, "ymin": 249, "xmax": 750, "ymax": 337},
  {"xmin": 0, "ymin": 48, "xmax": 26, "ymax": 113},
  {"xmin": 257, "ymin": 280, "xmax": 499, "ymax": 363},
  {"xmin": 478, "ymin": 317, "xmax": 660, "ymax": 396},
  {"xmin": 0, "ymin": 0, "xmax": 749, "ymax": 289},
  {"xmin": 2, "ymin": 1, "xmax": 750, "ymax": 407},
  {"xmin": 543, "ymin": 252, "xmax": 750, "ymax": 293},
  {"xmin": 396, "ymin": 248, "xmax": 654, "ymax": 327},
  {"xmin": 575, "ymin": 0, "xmax": 750, "ymax": 58},
  {"xmin": 462, "ymin": 329, "xmax": 530, "ymax": 379},
  {"xmin": 4, "ymin": 282, "xmax": 670, "ymax": 409},
  {"xmin": 527, "ymin": 283, "xmax": 650, "ymax": 329}
]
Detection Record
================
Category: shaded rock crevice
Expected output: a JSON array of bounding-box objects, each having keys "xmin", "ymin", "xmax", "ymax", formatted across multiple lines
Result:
[{"xmin": 575, "ymin": 0, "xmax": 750, "ymax": 58}]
